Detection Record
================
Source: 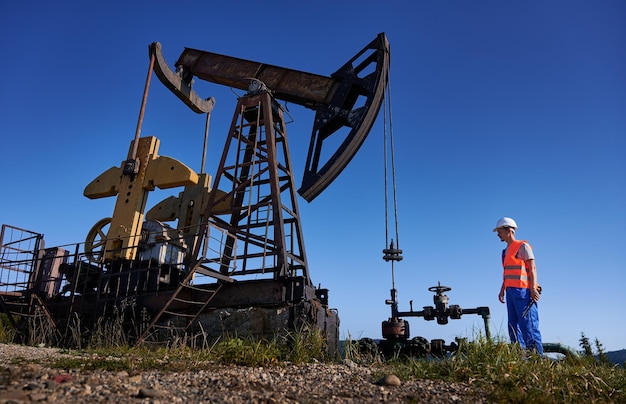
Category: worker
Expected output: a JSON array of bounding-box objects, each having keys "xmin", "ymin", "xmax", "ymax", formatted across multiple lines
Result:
[{"xmin": 494, "ymin": 217, "xmax": 544, "ymax": 355}]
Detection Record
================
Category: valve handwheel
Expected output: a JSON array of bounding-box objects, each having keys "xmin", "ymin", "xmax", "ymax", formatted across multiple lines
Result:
[
  {"xmin": 428, "ymin": 285, "xmax": 452, "ymax": 294},
  {"xmin": 85, "ymin": 217, "xmax": 111, "ymax": 263}
]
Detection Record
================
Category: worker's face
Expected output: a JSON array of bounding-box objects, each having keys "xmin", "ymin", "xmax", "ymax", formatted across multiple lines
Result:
[{"xmin": 496, "ymin": 227, "xmax": 512, "ymax": 242}]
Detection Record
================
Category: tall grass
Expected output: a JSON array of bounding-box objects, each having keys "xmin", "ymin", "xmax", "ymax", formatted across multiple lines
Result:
[
  {"xmin": 3, "ymin": 311, "xmax": 330, "ymax": 371},
  {"xmin": 43, "ymin": 328, "xmax": 330, "ymax": 372},
  {"xmin": 0, "ymin": 313, "xmax": 16, "ymax": 343},
  {"xmin": 352, "ymin": 338, "xmax": 625, "ymax": 403}
]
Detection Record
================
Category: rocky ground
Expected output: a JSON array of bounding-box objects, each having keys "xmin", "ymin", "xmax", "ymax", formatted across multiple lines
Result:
[{"xmin": 0, "ymin": 344, "xmax": 487, "ymax": 403}]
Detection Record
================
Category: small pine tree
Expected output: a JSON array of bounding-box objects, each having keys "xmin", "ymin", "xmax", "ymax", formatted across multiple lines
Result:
[
  {"xmin": 594, "ymin": 337, "xmax": 609, "ymax": 364},
  {"xmin": 579, "ymin": 332, "xmax": 593, "ymax": 357}
]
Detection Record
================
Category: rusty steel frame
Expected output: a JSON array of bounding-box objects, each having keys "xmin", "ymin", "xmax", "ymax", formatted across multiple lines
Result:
[{"xmin": 191, "ymin": 90, "xmax": 309, "ymax": 284}]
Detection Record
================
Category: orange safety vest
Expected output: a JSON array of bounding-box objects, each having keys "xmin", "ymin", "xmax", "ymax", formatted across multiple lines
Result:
[{"xmin": 502, "ymin": 240, "xmax": 531, "ymax": 289}]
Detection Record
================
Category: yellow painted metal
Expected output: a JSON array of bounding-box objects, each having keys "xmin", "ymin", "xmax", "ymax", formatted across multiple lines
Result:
[
  {"xmin": 146, "ymin": 173, "xmax": 235, "ymax": 257},
  {"xmin": 84, "ymin": 136, "xmax": 198, "ymax": 260},
  {"xmin": 144, "ymin": 155, "xmax": 199, "ymax": 190},
  {"xmin": 144, "ymin": 195, "xmax": 180, "ymax": 222},
  {"xmin": 177, "ymin": 173, "xmax": 213, "ymax": 231},
  {"xmin": 146, "ymin": 172, "xmax": 211, "ymax": 251},
  {"xmin": 82, "ymin": 166, "xmax": 122, "ymax": 198}
]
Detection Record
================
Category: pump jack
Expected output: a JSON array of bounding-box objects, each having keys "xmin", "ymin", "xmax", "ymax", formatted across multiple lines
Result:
[{"xmin": 0, "ymin": 34, "xmax": 390, "ymax": 354}]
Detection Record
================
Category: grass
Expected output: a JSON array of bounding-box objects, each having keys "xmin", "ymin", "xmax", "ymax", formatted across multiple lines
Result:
[
  {"xmin": 2, "ymin": 319, "xmax": 332, "ymax": 371},
  {"xmin": 2, "ymin": 313, "xmax": 624, "ymax": 402},
  {"xmin": 345, "ymin": 337, "xmax": 626, "ymax": 403},
  {"xmin": 19, "ymin": 331, "xmax": 330, "ymax": 373}
]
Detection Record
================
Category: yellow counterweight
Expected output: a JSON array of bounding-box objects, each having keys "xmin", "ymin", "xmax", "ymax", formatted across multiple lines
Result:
[{"xmin": 84, "ymin": 136, "xmax": 198, "ymax": 261}]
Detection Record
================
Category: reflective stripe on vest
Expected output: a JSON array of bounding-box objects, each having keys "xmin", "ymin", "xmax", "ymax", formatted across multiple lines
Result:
[{"xmin": 502, "ymin": 240, "xmax": 530, "ymax": 288}]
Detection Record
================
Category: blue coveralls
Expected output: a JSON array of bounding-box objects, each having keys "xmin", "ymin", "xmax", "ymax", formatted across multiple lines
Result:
[
  {"xmin": 503, "ymin": 246, "xmax": 543, "ymax": 355},
  {"xmin": 505, "ymin": 287, "xmax": 543, "ymax": 354}
]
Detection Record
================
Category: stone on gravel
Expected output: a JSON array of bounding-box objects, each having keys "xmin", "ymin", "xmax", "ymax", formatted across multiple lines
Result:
[{"xmin": 376, "ymin": 374, "xmax": 402, "ymax": 386}]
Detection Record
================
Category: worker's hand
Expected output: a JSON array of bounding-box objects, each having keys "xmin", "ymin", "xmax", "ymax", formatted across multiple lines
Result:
[
  {"xmin": 530, "ymin": 287, "xmax": 541, "ymax": 302},
  {"xmin": 498, "ymin": 290, "xmax": 505, "ymax": 304}
]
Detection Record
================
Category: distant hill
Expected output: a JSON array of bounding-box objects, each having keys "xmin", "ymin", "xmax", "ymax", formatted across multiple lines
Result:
[{"xmin": 602, "ymin": 349, "xmax": 626, "ymax": 367}]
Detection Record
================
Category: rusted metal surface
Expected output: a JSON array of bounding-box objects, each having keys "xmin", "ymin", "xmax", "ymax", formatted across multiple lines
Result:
[
  {"xmin": 191, "ymin": 92, "xmax": 310, "ymax": 284},
  {"xmin": 150, "ymin": 42, "xmax": 215, "ymax": 114},
  {"xmin": 174, "ymin": 48, "xmax": 334, "ymax": 108},
  {"xmin": 130, "ymin": 51, "xmax": 156, "ymax": 161},
  {"xmin": 140, "ymin": 277, "xmax": 312, "ymax": 312}
]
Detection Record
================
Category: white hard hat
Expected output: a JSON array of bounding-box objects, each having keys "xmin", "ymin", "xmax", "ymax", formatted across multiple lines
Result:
[{"xmin": 493, "ymin": 217, "xmax": 517, "ymax": 232}]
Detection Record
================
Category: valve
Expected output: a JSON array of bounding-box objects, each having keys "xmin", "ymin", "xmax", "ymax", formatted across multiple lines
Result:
[
  {"xmin": 382, "ymin": 318, "xmax": 409, "ymax": 340},
  {"xmin": 422, "ymin": 306, "xmax": 435, "ymax": 321},
  {"xmin": 379, "ymin": 280, "xmax": 493, "ymax": 357},
  {"xmin": 449, "ymin": 304, "xmax": 462, "ymax": 320},
  {"xmin": 429, "ymin": 282, "xmax": 452, "ymax": 324}
]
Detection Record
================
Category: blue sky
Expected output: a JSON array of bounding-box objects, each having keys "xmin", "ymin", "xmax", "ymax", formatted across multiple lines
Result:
[{"xmin": 1, "ymin": 1, "xmax": 624, "ymax": 351}]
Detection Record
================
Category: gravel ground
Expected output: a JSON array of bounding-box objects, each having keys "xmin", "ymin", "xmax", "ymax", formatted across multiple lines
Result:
[{"xmin": 0, "ymin": 343, "xmax": 487, "ymax": 403}]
